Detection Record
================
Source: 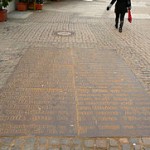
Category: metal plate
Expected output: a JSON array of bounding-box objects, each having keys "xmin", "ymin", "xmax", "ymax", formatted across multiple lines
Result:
[
  {"xmin": 74, "ymin": 48, "xmax": 150, "ymax": 137},
  {"xmin": 0, "ymin": 48, "xmax": 150, "ymax": 137},
  {"xmin": 0, "ymin": 88, "xmax": 77, "ymax": 136}
]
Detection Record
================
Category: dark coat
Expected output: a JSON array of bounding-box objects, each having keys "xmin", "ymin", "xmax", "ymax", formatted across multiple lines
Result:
[{"xmin": 110, "ymin": 0, "xmax": 131, "ymax": 13}]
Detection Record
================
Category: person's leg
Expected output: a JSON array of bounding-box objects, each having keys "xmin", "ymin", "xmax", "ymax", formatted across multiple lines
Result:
[
  {"xmin": 119, "ymin": 12, "xmax": 125, "ymax": 32},
  {"xmin": 115, "ymin": 13, "xmax": 119, "ymax": 29}
]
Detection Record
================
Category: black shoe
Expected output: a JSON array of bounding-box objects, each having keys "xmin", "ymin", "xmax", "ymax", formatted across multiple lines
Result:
[
  {"xmin": 115, "ymin": 24, "xmax": 118, "ymax": 29},
  {"xmin": 119, "ymin": 27, "xmax": 122, "ymax": 32}
]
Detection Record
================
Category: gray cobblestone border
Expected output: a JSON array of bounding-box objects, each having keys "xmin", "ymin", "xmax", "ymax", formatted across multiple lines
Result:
[{"xmin": 0, "ymin": 137, "xmax": 150, "ymax": 150}]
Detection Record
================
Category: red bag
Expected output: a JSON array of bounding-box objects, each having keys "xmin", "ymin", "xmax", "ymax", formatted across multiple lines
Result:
[{"xmin": 128, "ymin": 9, "xmax": 132, "ymax": 23}]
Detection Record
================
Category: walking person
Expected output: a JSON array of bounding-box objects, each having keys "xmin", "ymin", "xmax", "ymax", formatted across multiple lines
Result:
[{"xmin": 106, "ymin": 0, "xmax": 131, "ymax": 32}]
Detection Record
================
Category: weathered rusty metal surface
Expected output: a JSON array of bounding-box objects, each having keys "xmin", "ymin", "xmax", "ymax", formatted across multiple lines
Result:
[
  {"xmin": 0, "ymin": 88, "xmax": 77, "ymax": 136},
  {"xmin": 0, "ymin": 48, "xmax": 150, "ymax": 137},
  {"xmin": 74, "ymin": 48, "xmax": 150, "ymax": 137},
  {"xmin": 0, "ymin": 48, "xmax": 77, "ymax": 136}
]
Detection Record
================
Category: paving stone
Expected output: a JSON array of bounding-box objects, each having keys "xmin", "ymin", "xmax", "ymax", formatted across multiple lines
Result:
[
  {"xmin": 39, "ymin": 137, "xmax": 47, "ymax": 145},
  {"xmin": 142, "ymin": 138, "xmax": 150, "ymax": 145},
  {"xmin": 60, "ymin": 139, "xmax": 71, "ymax": 145},
  {"xmin": 1, "ymin": 146, "xmax": 9, "ymax": 150},
  {"xmin": 24, "ymin": 138, "xmax": 35, "ymax": 150},
  {"xmin": 11, "ymin": 146, "xmax": 21, "ymax": 150},
  {"xmin": 61, "ymin": 145, "xmax": 70, "ymax": 150},
  {"xmin": 48, "ymin": 148, "xmax": 60, "ymax": 150},
  {"xmin": 72, "ymin": 139, "xmax": 81, "ymax": 145},
  {"xmin": 130, "ymin": 138, "xmax": 141, "ymax": 144},
  {"xmin": 144, "ymin": 148, "xmax": 150, "ymax": 150},
  {"xmin": 26, "ymin": 138, "xmax": 35, "ymax": 144},
  {"xmin": 119, "ymin": 138, "xmax": 129, "ymax": 144},
  {"xmin": 110, "ymin": 147, "xmax": 119, "ymax": 150},
  {"xmin": 49, "ymin": 138, "xmax": 60, "ymax": 145},
  {"xmin": 133, "ymin": 145, "xmax": 141, "ymax": 150},
  {"xmin": 109, "ymin": 139, "xmax": 118, "ymax": 147},
  {"xmin": 122, "ymin": 144, "xmax": 130, "ymax": 150},
  {"xmin": 24, "ymin": 144, "xmax": 35, "ymax": 150},
  {"xmin": 1, "ymin": 137, "xmax": 13, "ymax": 145},
  {"xmin": 37, "ymin": 145, "xmax": 47, "ymax": 150},
  {"xmin": 15, "ymin": 138, "xmax": 25, "ymax": 146},
  {"xmin": 74, "ymin": 145, "xmax": 83, "ymax": 150},
  {"xmin": 84, "ymin": 139, "xmax": 94, "ymax": 148},
  {"xmin": 96, "ymin": 139, "xmax": 107, "ymax": 148}
]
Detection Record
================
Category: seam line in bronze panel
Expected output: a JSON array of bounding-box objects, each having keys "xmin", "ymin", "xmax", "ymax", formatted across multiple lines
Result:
[{"xmin": 70, "ymin": 48, "xmax": 79, "ymax": 136}]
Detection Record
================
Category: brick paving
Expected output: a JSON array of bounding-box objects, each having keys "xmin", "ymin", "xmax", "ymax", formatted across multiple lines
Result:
[{"xmin": 0, "ymin": 0, "xmax": 150, "ymax": 149}]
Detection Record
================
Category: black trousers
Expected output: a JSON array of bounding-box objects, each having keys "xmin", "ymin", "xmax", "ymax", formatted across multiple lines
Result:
[{"xmin": 115, "ymin": 12, "xmax": 125, "ymax": 24}]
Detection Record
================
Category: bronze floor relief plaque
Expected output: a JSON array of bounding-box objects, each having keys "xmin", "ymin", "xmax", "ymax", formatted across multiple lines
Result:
[
  {"xmin": 0, "ymin": 48, "xmax": 77, "ymax": 136},
  {"xmin": 0, "ymin": 48, "xmax": 150, "ymax": 137},
  {"xmin": 74, "ymin": 48, "xmax": 150, "ymax": 137}
]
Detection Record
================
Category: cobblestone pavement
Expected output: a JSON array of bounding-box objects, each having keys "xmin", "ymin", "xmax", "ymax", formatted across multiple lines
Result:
[
  {"xmin": 0, "ymin": 0, "xmax": 150, "ymax": 149},
  {"xmin": 0, "ymin": 137, "xmax": 150, "ymax": 150}
]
